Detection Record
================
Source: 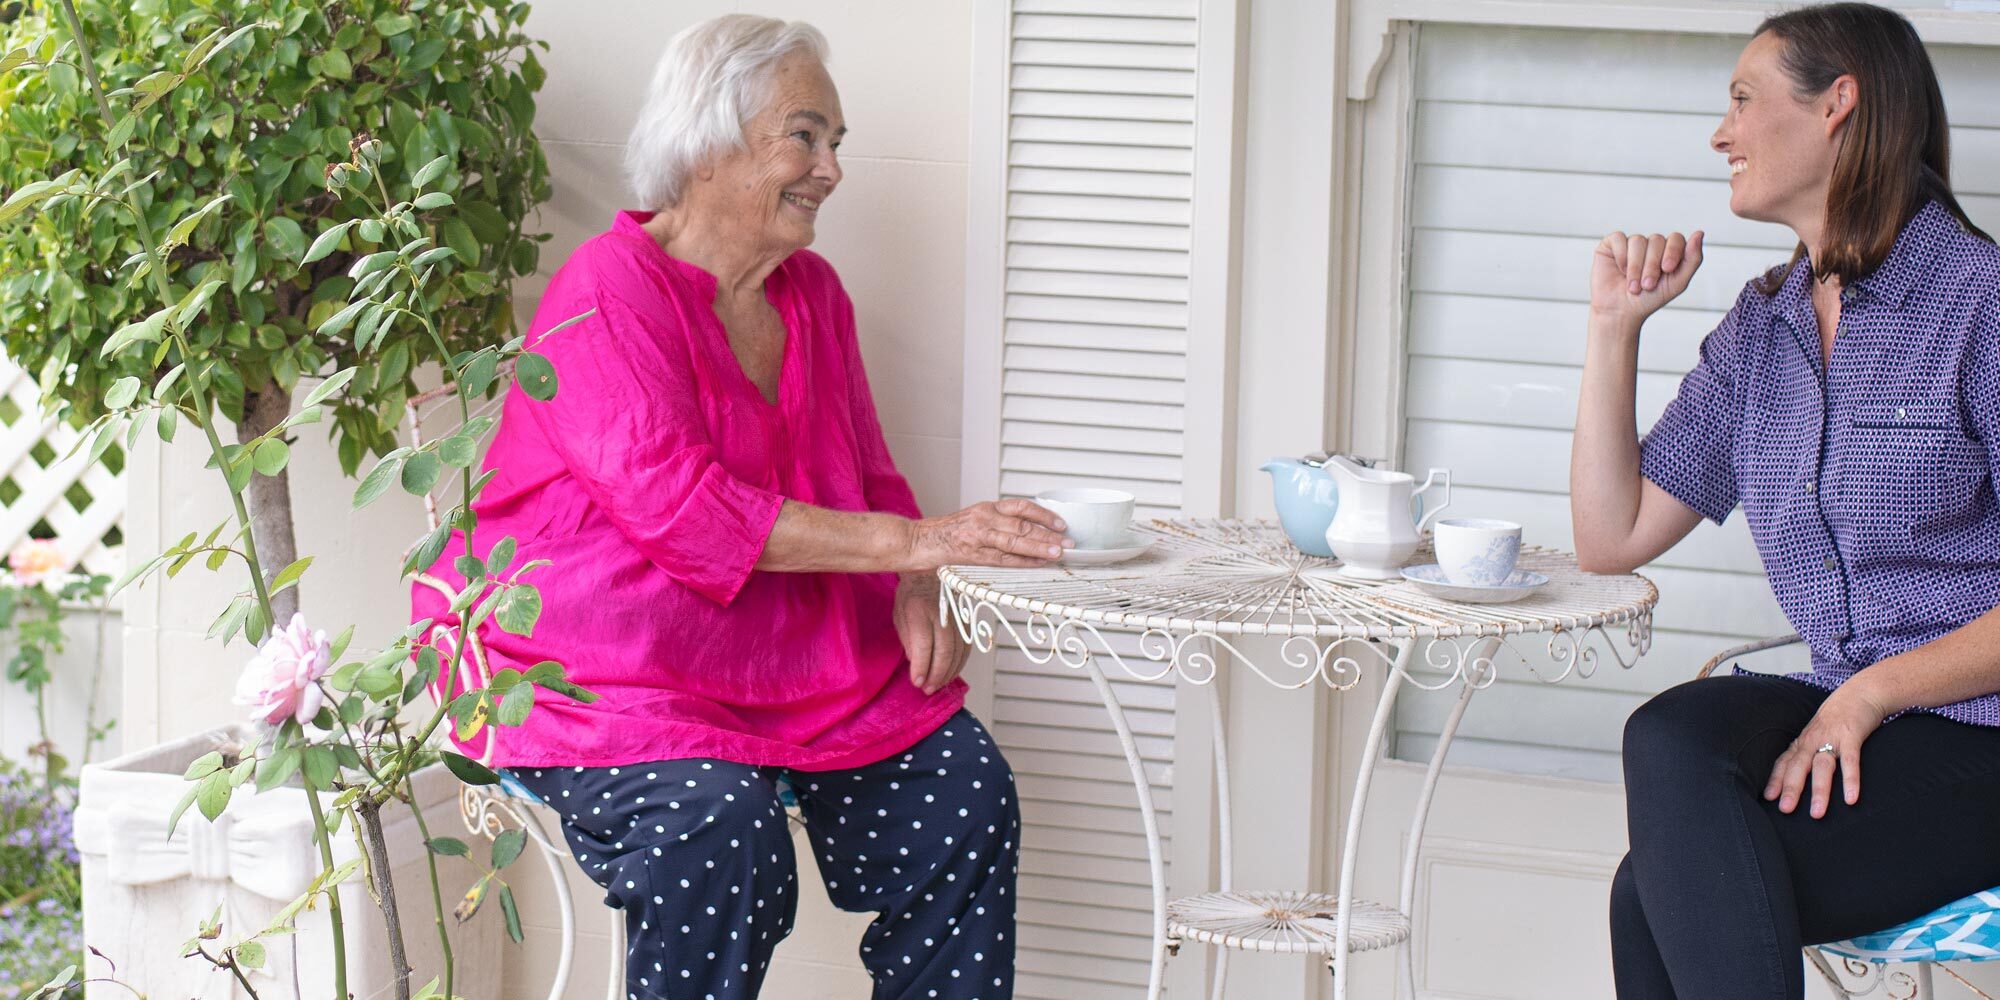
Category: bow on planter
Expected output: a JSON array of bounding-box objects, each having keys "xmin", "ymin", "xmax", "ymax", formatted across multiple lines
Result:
[{"xmin": 80, "ymin": 794, "xmax": 325, "ymax": 902}]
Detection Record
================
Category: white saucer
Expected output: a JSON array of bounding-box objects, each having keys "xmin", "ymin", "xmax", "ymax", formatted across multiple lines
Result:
[
  {"xmin": 1399, "ymin": 564, "xmax": 1549, "ymax": 604},
  {"xmin": 1060, "ymin": 535, "xmax": 1154, "ymax": 566}
]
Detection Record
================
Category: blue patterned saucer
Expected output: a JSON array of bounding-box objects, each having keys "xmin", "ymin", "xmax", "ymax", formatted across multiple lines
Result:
[{"xmin": 1399, "ymin": 564, "xmax": 1549, "ymax": 604}]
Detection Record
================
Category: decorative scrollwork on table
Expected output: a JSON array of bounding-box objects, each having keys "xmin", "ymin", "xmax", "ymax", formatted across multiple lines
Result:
[{"xmin": 936, "ymin": 520, "xmax": 1657, "ymax": 693}]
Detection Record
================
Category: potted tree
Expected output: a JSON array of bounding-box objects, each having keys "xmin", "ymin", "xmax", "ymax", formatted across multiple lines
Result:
[{"xmin": 0, "ymin": 1, "xmax": 590, "ymax": 997}]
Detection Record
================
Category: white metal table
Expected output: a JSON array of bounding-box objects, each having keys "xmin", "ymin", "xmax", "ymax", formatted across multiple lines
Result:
[{"xmin": 938, "ymin": 518, "xmax": 1657, "ymax": 1000}]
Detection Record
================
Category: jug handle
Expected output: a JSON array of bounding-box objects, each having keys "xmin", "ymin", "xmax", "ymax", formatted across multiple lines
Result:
[{"xmin": 1415, "ymin": 468, "xmax": 1452, "ymax": 533}]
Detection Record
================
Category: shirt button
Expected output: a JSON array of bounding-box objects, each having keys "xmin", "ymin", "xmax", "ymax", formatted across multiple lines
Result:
[
  {"xmin": 1805, "ymin": 480, "xmax": 1817, "ymax": 495},
  {"xmin": 1823, "ymin": 556, "xmax": 1838, "ymax": 572},
  {"xmin": 1895, "ymin": 407, "xmax": 1907, "ymax": 421}
]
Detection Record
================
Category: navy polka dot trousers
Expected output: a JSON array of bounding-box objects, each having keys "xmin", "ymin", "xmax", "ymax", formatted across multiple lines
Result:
[{"xmin": 508, "ymin": 709, "xmax": 1020, "ymax": 1000}]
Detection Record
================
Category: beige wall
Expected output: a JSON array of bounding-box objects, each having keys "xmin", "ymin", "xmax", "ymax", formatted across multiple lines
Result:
[{"xmin": 119, "ymin": 2, "xmax": 973, "ymax": 996}]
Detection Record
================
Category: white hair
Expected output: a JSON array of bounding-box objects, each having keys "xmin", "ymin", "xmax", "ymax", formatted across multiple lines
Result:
[{"xmin": 625, "ymin": 15, "xmax": 831, "ymax": 210}]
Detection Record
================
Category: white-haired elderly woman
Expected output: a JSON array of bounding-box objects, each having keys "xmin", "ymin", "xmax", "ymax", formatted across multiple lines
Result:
[{"xmin": 409, "ymin": 14, "xmax": 1068, "ymax": 999}]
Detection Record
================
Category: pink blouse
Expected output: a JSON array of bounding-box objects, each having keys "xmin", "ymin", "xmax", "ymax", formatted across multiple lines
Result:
[{"xmin": 410, "ymin": 211, "xmax": 964, "ymax": 770}]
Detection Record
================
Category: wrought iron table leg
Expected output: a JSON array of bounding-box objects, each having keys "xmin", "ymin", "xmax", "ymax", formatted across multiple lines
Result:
[
  {"xmin": 1207, "ymin": 660, "xmax": 1232, "ymax": 1000},
  {"xmin": 1396, "ymin": 637, "xmax": 1497, "ymax": 999},
  {"xmin": 1333, "ymin": 640, "xmax": 1413, "ymax": 1000},
  {"xmin": 1081, "ymin": 649, "xmax": 1174, "ymax": 1000}
]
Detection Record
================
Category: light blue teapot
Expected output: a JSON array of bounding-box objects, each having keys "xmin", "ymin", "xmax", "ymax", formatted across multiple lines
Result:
[
  {"xmin": 1260, "ymin": 454, "xmax": 1429, "ymax": 559},
  {"xmin": 1260, "ymin": 455, "xmax": 1341, "ymax": 556}
]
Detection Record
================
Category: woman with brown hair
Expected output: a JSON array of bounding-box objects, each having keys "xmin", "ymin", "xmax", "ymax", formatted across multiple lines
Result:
[{"xmin": 1568, "ymin": 3, "xmax": 2000, "ymax": 996}]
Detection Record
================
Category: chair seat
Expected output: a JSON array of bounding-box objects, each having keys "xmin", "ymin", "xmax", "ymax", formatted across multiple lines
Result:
[
  {"xmin": 496, "ymin": 770, "xmax": 543, "ymax": 804},
  {"xmin": 1820, "ymin": 888, "xmax": 2000, "ymax": 963}
]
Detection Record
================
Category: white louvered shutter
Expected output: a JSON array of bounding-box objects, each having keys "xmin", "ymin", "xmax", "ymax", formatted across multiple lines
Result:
[{"xmin": 987, "ymin": 2, "xmax": 1201, "ymax": 997}]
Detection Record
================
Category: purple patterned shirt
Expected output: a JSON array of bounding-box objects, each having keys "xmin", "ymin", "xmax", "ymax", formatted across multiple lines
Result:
[{"xmin": 1640, "ymin": 201, "xmax": 2000, "ymax": 726}]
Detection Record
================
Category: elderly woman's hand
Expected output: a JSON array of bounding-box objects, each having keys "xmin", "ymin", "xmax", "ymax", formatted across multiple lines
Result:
[
  {"xmin": 907, "ymin": 499, "xmax": 1070, "ymax": 570},
  {"xmin": 895, "ymin": 572, "xmax": 968, "ymax": 694}
]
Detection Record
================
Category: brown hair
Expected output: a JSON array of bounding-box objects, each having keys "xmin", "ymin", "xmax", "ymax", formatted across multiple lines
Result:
[{"xmin": 1752, "ymin": 2, "xmax": 1992, "ymax": 295}]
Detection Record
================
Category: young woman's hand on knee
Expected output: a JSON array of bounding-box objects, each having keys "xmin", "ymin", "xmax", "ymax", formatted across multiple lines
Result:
[{"xmin": 1764, "ymin": 683, "xmax": 1891, "ymax": 818}]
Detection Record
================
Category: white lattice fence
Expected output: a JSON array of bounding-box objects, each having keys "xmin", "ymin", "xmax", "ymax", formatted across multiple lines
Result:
[{"xmin": 0, "ymin": 356, "xmax": 125, "ymax": 576}]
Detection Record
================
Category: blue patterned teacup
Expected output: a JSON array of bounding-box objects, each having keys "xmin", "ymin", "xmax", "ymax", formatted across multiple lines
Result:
[{"xmin": 1433, "ymin": 518, "xmax": 1522, "ymax": 587}]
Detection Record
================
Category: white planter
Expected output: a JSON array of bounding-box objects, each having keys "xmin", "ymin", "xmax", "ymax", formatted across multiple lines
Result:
[{"xmin": 75, "ymin": 724, "xmax": 504, "ymax": 1000}]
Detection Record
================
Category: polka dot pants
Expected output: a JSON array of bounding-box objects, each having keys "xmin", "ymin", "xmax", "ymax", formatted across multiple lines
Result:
[{"xmin": 508, "ymin": 709, "xmax": 1020, "ymax": 1000}]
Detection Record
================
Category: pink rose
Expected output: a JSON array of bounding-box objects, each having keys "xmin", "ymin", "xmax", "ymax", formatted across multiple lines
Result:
[
  {"xmin": 233, "ymin": 613, "xmax": 333, "ymax": 727},
  {"xmin": 8, "ymin": 539, "xmax": 64, "ymax": 587}
]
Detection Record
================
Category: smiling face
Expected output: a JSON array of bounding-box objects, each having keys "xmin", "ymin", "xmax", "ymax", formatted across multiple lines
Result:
[
  {"xmin": 691, "ymin": 48, "xmax": 845, "ymax": 257},
  {"xmin": 1712, "ymin": 31, "xmax": 1853, "ymax": 231}
]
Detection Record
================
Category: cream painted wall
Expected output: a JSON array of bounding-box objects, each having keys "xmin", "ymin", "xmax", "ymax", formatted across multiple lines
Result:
[{"xmin": 119, "ymin": 2, "xmax": 973, "ymax": 996}]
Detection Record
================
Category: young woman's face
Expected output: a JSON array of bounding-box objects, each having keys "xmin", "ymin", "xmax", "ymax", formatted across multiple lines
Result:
[{"xmin": 1711, "ymin": 32, "xmax": 1849, "ymax": 227}]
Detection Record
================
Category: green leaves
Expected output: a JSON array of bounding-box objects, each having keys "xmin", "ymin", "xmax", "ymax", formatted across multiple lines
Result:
[
  {"xmin": 494, "ymin": 585, "xmax": 541, "ymax": 636},
  {"xmin": 301, "ymin": 368, "xmax": 357, "ymax": 409},
  {"xmin": 438, "ymin": 431, "xmax": 480, "ymax": 468},
  {"xmin": 270, "ymin": 556, "xmax": 312, "ymax": 594},
  {"xmin": 303, "ymin": 221, "xmax": 355, "ymax": 264},
  {"xmin": 0, "ymin": 179, "xmax": 62, "ymax": 223},
  {"xmin": 495, "ymin": 681, "xmax": 534, "ymax": 727},
  {"xmin": 100, "ymin": 309, "xmax": 168, "ymax": 358},
  {"xmin": 253, "ymin": 438, "xmax": 290, "ymax": 476},
  {"xmin": 319, "ymin": 48, "xmax": 353, "ymax": 81},
  {"xmin": 440, "ymin": 750, "xmax": 498, "ymax": 786},
  {"xmin": 264, "ymin": 217, "xmax": 307, "ymax": 261},
  {"xmin": 412, "ymin": 154, "xmax": 452, "ymax": 189},
  {"xmin": 515, "ymin": 352, "xmax": 557, "ymax": 401},
  {"xmin": 427, "ymin": 836, "xmax": 469, "ymax": 857},
  {"xmin": 458, "ymin": 349, "xmax": 498, "ymax": 398},
  {"xmin": 401, "ymin": 452, "xmax": 442, "ymax": 495},
  {"xmin": 104, "ymin": 376, "xmax": 141, "ymax": 409},
  {"xmin": 317, "ymin": 299, "xmax": 369, "ymax": 338},
  {"xmin": 492, "ymin": 828, "xmax": 526, "ymax": 869}
]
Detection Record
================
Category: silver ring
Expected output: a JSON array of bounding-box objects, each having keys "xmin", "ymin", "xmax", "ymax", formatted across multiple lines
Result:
[{"xmin": 1816, "ymin": 742, "xmax": 1837, "ymax": 755}]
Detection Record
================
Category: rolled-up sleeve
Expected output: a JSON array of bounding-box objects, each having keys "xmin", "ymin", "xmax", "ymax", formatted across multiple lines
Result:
[
  {"xmin": 1639, "ymin": 291, "xmax": 1750, "ymax": 524},
  {"xmin": 524, "ymin": 287, "xmax": 783, "ymax": 606}
]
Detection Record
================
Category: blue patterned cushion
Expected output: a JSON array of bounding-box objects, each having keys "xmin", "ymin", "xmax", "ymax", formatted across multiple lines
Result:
[
  {"xmin": 497, "ymin": 770, "xmax": 543, "ymax": 804},
  {"xmin": 1821, "ymin": 888, "xmax": 2000, "ymax": 963}
]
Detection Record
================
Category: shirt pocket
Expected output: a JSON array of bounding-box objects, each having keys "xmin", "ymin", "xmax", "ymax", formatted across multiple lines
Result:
[{"xmin": 1841, "ymin": 400, "xmax": 1988, "ymax": 537}]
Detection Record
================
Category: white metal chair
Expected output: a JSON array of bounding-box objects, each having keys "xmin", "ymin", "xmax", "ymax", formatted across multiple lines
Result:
[
  {"xmin": 1700, "ymin": 636, "xmax": 2000, "ymax": 999},
  {"xmin": 400, "ymin": 370, "xmax": 621, "ymax": 1000}
]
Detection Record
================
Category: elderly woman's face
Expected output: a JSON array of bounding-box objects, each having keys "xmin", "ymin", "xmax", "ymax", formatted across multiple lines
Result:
[{"xmin": 702, "ymin": 49, "xmax": 845, "ymax": 253}]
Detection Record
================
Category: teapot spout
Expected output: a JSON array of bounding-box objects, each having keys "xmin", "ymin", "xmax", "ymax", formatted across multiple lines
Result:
[{"xmin": 1260, "ymin": 458, "xmax": 1300, "ymax": 475}]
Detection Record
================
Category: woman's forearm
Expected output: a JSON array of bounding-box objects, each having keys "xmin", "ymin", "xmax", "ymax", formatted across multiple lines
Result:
[
  {"xmin": 1571, "ymin": 312, "xmax": 1648, "ymax": 571},
  {"xmin": 757, "ymin": 500, "xmax": 917, "ymax": 574},
  {"xmin": 1849, "ymin": 604, "xmax": 2000, "ymax": 712}
]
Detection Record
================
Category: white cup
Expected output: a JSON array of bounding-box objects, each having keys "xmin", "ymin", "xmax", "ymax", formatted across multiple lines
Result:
[
  {"xmin": 1432, "ymin": 518, "xmax": 1522, "ymax": 587},
  {"xmin": 1034, "ymin": 488, "xmax": 1135, "ymax": 550}
]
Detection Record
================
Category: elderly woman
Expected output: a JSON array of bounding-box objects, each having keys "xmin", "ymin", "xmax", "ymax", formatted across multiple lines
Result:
[
  {"xmin": 1572, "ymin": 4, "xmax": 2000, "ymax": 997},
  {"xmin": 410, "ymin": 15, "xmax": 1067, "ymax": 999}
]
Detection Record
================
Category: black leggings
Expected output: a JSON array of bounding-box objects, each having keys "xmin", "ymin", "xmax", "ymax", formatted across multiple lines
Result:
[{"xmin": 1613, "ymin": 672, "xmax": 2000, "ymax": 999}]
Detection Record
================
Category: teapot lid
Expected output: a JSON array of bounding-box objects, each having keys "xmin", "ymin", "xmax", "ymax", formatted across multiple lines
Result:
[{"xmin": 1301, "ymin": 451, "xmax": 1329, "ymax": 468}]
